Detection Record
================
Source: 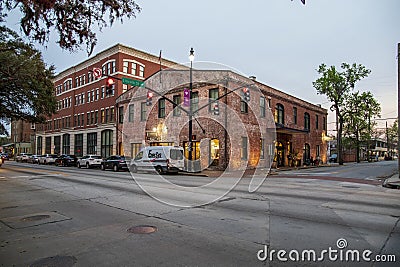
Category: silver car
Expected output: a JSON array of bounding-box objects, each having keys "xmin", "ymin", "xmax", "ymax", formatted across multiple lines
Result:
[
  {"xmin": 77, "ymin": 155, "xmax": 102, "ymax": 169},
  {"xmin": 38, "ymin": 154, "xmax": 58, "ymax": 165}
]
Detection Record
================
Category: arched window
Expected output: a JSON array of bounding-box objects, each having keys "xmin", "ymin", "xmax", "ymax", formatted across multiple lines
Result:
[
  {"xmin": 101, "ymin": 130, "xmax": 113, "ymax": 158},
  {"xmin": 275, "ymin": 104, "xmax": 284, "ymax": 124},
  {"xmin": 304, "ymin": 112, "xmax": 310, "ymax": 130}
]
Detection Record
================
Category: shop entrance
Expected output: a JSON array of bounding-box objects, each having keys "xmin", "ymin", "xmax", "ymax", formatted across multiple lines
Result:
[
  {"xmin": 183, "ymin": 141, "xmax": 200, "ymax": 160},
  {"xmin": 275, "ymin": 141, "xmax": 285, "ymax": 167},
  {"xmin": 210, "ymin": 139, "xmax": 220, "ymax": 166}
]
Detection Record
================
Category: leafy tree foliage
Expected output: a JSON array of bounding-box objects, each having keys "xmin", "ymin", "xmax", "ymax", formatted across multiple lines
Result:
[
  {"xmin": 0, "ymin": 26, "xmax": 56, "ymax": 135},
  {"xmin": 0, "ymin": 0, "xmax": 141, "ymax": 55},
  {"xmin": 313, "ymin": 63, "xmax": 371, "ymax": 165},
  {"xmin": 343, "ymin": 91, "xmax": 381, "ymax": 162}
]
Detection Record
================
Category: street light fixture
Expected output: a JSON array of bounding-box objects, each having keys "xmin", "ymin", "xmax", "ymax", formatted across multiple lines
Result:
[{"xmin": 188, "ymin": 48, "xmax": 194, "ymax": 166}]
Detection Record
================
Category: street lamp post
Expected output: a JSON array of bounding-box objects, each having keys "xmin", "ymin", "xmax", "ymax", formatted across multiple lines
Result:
[{"xmin": 188, "ymin": 48, "xmax": 194, "ymax": 166}]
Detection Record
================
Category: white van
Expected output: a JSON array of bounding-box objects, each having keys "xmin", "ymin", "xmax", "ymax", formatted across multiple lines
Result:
[{"xmin": 130, "ymin": 146, "xmax": 184, "ymax": 174}]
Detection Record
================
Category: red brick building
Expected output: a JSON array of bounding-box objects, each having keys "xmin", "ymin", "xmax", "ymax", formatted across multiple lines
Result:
[
  {"xmin": 35, "ymin": 44, "xmax": 176, "ymax": 157},
  {"xmin": 116, "ymin": 69, "xmax": 328, "ymax": 170},
  {"xmin": 35, "ymin": 44, "xmax": 327, "ymax": 170}
]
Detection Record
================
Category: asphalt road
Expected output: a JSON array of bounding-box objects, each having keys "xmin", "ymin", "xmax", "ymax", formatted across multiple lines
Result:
[{"xmin": 0, "ymin": 161, "xmax": 399, "ymax": 266}]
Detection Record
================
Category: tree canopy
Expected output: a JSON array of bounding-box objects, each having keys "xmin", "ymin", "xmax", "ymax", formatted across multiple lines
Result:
[
  {"xmin": 0, "ymin": 0, "xmax": 141, "ymax": 55},
  {"xmin": 0, "ymin": 26, "xmax": 56, "ymax": 135},
  {"xmin": 343, "ymin": 91, "xmax": 381, "ymax": 162},
  {"xmin": 313, "ymin": 63, "xmax": 371, "ymax": 165}
]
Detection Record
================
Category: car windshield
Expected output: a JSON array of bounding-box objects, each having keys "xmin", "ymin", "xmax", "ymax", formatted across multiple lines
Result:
[{"xmin": 91, "ymin": 156, "xmax": 101, "ymax": 159}]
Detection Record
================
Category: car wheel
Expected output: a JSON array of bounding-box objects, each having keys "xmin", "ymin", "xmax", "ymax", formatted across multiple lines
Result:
[
  {"xmin": 101, "ymin": 164, "xmax": 105, "ymax": 171},
  {"xmin": 86, "ymin": 163, "xmax": 90, "ymax": 169},
  {"xmin": 77, "ymin": 162, "xmax": 81, "ymax": 168},
  {"xmin": 113, "ymin": 164, "xmax": 119, "ymax": 172},
  {"xmin": 155, "ymin": 166, "xmax": 163, "ymax": 174}
]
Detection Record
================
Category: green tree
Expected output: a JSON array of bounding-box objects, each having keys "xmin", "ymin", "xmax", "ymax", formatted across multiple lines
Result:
[
  {"xmin": 343, "ymin": 91, "xmax": 381, "ymax": 162},
  {"xmin": 0, "ymin": 26, "xmax": 56, "ymax": 135},
  {"xmin": 0, "ymin": 0, "xmax": 141, "ymax": 55},
  {"xmin": 313, "ymin": 63, "xmax": 371, "ymax": 165}
]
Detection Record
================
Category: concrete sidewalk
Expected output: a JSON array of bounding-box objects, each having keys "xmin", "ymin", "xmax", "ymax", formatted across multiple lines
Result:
[
  {"xmin": 185, "ymin": 163, "xmax": 339, "ymax": 178},
  {"xmin": 383, "ymin": 173, "xmax": 400, "ymax": 189}
]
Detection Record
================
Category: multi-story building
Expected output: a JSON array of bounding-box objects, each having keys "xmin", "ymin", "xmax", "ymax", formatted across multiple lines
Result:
[
  {"xmin": 116, "ymin": 69, "xmax": 328, "ymax": 170},
  {"xmin": 35, "ymin": 44, "xmax": 177, "ymax": 157},
  {"xmin": 11, "ymin": 120, "xmax": 36, "ymax": 156},
  {"xmin": 35, "ymin": 43, "xmax": 327, "ymax": 170}
]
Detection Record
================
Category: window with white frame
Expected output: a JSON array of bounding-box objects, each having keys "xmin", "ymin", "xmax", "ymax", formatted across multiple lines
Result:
[
  {"xmin": 139, "ymin": 65, "xmax": 144, "ymax": 77},
  {"xmin": 123, "ymin": 61, "xmax": 129, "ymax": 73},
  {"xmin": 131, "ymin": 63, "xmax": 137, "ymax": 75}
]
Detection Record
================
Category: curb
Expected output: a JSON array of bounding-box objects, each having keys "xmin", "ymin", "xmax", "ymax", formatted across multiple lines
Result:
[{"xmin": 382, "ymin": 173, "xmax": 400, "ymax": 189}]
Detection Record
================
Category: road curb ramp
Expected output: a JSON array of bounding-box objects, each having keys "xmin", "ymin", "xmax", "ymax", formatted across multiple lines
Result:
[{"xmin": 382, "ymin": 174, "xmax": 400, "ymax": 189}]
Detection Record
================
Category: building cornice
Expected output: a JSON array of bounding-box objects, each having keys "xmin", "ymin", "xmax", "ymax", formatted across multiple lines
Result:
[{"xmin": 54, "ymin": 44, "xmax": 179, "ymax": 82}]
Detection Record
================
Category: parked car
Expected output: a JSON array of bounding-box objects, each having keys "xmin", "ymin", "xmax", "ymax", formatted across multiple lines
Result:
[
  {"xmin": 101, "ymin": 155, "xmax": 129, "ymax": 172},
  {"xmin": 328, "ymin": 153, "xmax": 337, "ymax": 163},
  {"xmin": 0, "ymin": 157, "xmax": 3, "ymax": 167},
  {"xmin": 27, "ymin": 154, "xmax": 40, "ymax": 164},
  {"xmin": 38, "ymin": 154, "xmax": 58, "ymax": 165},
  {"xmin": 77, "ymin": 155, "xmax": 102, "ymax": 168},
  {"xmin": 0, "ymin": 153, "xmax": 9, "ymax": 161},
  {"xmin": 130, "ymin": 146, "xmax": 184, "ymax": 174},
  {"xmin": 55, "ymin": 154, "xmax": 78, "ymax": 167},
  {"xmin": 16, "ymin": 153, "xmax": 32, "ymax": 163}
]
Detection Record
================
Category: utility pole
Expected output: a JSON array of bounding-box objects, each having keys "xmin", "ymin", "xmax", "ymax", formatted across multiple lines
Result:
[
  {"xmin": 386, "ymin": 121, "xmax": 389, "ymax": 157},
  {"xmin": 397, "ymin": 43, "xmax": 400, "ymax": 177}
]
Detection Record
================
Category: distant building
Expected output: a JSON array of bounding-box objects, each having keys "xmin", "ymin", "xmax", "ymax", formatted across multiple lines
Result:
[{"xmin": 10, "ymin": 120, "xmax": 36, "ymax": 155}]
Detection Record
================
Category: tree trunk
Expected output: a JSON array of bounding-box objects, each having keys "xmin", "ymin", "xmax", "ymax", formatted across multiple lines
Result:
[
  {"xmin": 338, "ymin": 116, "xmax": 344, "ymax": 165},
  {"xmin": 356, "ymin": 130, "xmax": 360, "ymax": 163}
]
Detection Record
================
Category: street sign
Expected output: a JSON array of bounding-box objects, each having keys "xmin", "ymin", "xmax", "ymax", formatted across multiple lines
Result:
[
  {"xmin": 93, "ymin": 67, "xmax": 102, "ymax": 78},
  {"xmin": 184, "ymin": 88, "xmax": 190, "ymax": 106},
  {"xmin": 122, "ymin": 77, "xmax": 145, "ymax": 87}
]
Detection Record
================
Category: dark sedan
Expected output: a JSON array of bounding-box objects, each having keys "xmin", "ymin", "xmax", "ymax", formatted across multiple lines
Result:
[
  {"xmin": 55, "ymin": 154, "xmax": 78, "ymax": 167},
  {"xmin": 101, "ymin": 155, "xmax": 129, "ymax": 172}
]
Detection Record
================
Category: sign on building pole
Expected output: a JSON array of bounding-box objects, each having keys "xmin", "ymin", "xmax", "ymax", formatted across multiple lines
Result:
[
  {"xmin": 183, "ymin": 88, "xmax": 190, "ymax": 107},
  {"xmin": 93, "ymin": 68, "xmax": 102, "ymax": 79}
]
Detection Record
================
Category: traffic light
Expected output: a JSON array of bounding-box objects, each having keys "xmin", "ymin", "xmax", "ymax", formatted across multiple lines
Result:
[
  {"xmin": 213, "ymin": 102, "xmax": 219, "ymax": 115},
  {"xmin": 243, "ymin": 87, "xmax": 250, "ymax": 102},
  {"xmin": 106, "ymin": 77, "xmax": 114, "ymax": 95},
  {"xmin": 146, "ymin": 91, "xmax": 153, "ymax": 106}
]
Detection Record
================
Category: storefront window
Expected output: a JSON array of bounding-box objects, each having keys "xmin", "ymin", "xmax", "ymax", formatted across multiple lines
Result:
[
  {"xmin": 211, "ymin": 139, "xmax": 220, "ymax": 165},
  {"xmin": 183, "ymin": 141, "xmax": 200, "ymax": 160},
  {"xmin": 101, "ymin": 130, "xmax": 113, "ymax": 158}
]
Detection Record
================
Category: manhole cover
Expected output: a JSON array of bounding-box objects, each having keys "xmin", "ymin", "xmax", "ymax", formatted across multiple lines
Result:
[
  {"xmin": 30, "ymin": 255, "xmax": 76, "ymax": 267},
  {"xmin": 21, "ymin": 215, "xmax": 51, "ymax": 222},
  {"xmin": 127, "ymin": 225, "xmax": 157, "ymax": 234}
]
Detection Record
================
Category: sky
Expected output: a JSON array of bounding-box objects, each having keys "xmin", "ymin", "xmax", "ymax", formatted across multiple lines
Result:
[{"xmin": 5, "ymin": 0, "xmax": 400, "ymax": 134}]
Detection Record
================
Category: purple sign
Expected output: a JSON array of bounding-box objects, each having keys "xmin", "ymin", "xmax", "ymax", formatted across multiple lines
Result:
[{"xmin": 183, "ymin": 88, "xmax": 190, "ymax": 107}]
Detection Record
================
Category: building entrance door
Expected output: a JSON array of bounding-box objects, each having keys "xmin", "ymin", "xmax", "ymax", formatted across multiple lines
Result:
[
  {"xmin": 210, "ymin": 139, "xmax": 220, "ymax": 166},
  {"xmin": 275, "ymin": 141, "xmax": 284, "ymax": 167}
]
